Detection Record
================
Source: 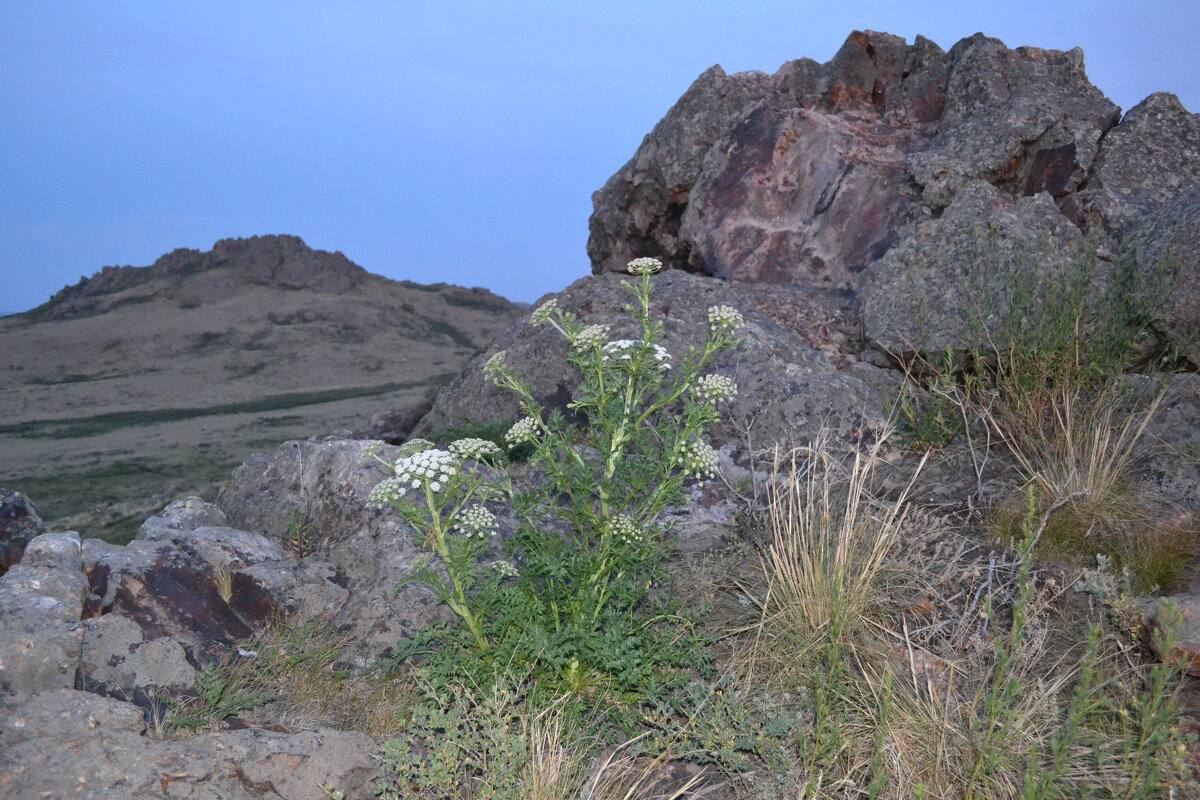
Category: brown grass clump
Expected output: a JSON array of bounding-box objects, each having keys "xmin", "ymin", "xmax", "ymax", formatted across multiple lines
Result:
[
  {"xmin": 221, "ymin": 622, "xmax": 413, "ymax": 738},
  {"xmin": 731, "ymin": 431, "xmax": 1196, "ymax": 799}
]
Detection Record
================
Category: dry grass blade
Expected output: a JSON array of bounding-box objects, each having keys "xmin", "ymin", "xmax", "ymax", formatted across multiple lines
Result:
[
  {"xmin": 758, "ymin": 429, "xmax": 925, "ymax": 650},
  {"xmin": 578, "ymin": 735, "xmax": 704, "ymax": 800}
]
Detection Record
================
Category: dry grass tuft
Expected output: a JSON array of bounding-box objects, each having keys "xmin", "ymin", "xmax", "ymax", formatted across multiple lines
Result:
[
  {"xmin": 748, "ymin": 430, "xmax": 924, "ymax": 675},
  {"xmin": 222, "ymin": 621, "xmax": 412, "ymax": 737}
]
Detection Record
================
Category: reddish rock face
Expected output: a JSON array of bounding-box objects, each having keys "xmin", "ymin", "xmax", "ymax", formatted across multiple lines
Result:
[
  {"xmin": 0, "ymin": 491, "xmax": 42, "ymax": 578},
  {"xmin": 681, "ymin": 104, "xmax": 923, "ymax": 289}
]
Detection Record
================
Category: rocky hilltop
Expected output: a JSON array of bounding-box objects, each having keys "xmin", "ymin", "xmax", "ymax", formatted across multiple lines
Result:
[
  {"xmin": 425, "ymin": 30, "xmax": 1198, "ymax": 448},
  {"xmin": 2, "ymin": 31, "xmax": 1200, "ymax": 800},
  {"xmin": 0, "ymin": 235, "xmax": 522, "ymax": 541}
]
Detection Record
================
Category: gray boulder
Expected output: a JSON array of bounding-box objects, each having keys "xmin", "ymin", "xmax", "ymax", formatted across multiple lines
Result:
[
  {"xmin": 589, "ymin": 31, "xmax": 1128, "ymax": 290},
  {"xmin": 0, "ymin": 532, "xmax": 86, "ymax": 703},
  {"xmin": 216, "ymin": 436, "xmax": 453, "ymax": 666},
  {"xmin": 907, "ymin": 34, "xmax": 1119, "ymax": 209},
  {"xmin": 0, "ymin": 689, "xmax": 377, "ymax": 800},
  {"xmin": 858, "ymin": 181, "xmax": 1095, "ymax": 355},
  {"xmin": 81, "ymin": 525, "xmax": 285, "ymax": 667},
  {"xmin": 1127, "ymin": 185, "xmax": 1200, "ymax": 364},
  {"xmin": 587, "ymin": 64, "xmax": 772, "ymax": 276},
  {"xmin": 1075, "ymin": 92, "xmax": 1200, "ymax": 234}
]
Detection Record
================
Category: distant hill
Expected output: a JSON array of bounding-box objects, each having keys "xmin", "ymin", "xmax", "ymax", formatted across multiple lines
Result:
[{"xmin": 0, "ymin": 235, "xmax": 523, "ymax": 541}]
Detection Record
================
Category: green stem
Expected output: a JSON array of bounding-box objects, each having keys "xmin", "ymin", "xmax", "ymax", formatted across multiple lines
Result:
[{"xmin": 423, "ymin": 484, "xmax": 489, "ymax": 652}]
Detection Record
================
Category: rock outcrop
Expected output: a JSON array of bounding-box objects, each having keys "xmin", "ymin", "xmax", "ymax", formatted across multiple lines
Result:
[{"xmin": 587, "ymin": 29, "xmax": 1198, "ymax": 362}]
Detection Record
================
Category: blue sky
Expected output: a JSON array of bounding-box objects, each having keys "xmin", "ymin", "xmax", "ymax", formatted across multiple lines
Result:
[{"xmin": 2, "ymin": 1, "xmax": 1197, "ymax": 312}]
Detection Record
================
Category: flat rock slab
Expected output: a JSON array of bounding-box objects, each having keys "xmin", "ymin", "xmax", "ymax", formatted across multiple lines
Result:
[{"xmin": 0, "ymin": 690, "xmax": 377, "ymax": 800}]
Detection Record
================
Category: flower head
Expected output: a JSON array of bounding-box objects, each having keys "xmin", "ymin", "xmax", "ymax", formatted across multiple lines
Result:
[
  {"xmin": 505, "ymin": 416, "xmax": 539, "ymax": 445},
  {"xmin": 693, "ymin": 374, "xmax": 738, "ymax": 404},
  {"xmin": 573, "ymin": 323, "xmax": 610, "ymax": 351},
  {"xmin": 530, "ymin": 298, "xmax": 558, "ymax": 327},
  {"xmin": 367, "ymin": 477, "xmax": 406, "ymax": 509},
  {"xmin": 491, "ymin": 560, "xmax": 520, "ymax": 578},
  {"xmin": 707, "ymin": 305, "xmax": 744, "ymax": 333},
  {"xmin": 627, "ymin": 257, "xmax": 663, "ymax": 276},
  {"xmin": 601, "ymin": 340, "xmax": 672, "ymax": 371},
  {"xmin": 608, "ymin": 514, "xmax": 645, "ymax": 545},
  {"xmin": 395, "ymin": 448, "xmax": 457, "ymax": 493},
  {"xmin": 454, "ymin": 505, "xmax": 497, "ymax": 539},
  {"xmin": 679, "ymin": 439, "xmax": 719, "ymax": 480},
  {"xmin": 449, "ymin": 438, "xmax": 503, "ymax": 462},
  {"xmin": 483, "ymin": 350, "xmax": 508, "ymax": 379}
]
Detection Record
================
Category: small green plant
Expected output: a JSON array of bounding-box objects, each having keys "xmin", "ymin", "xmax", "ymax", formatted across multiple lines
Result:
[
  {"xmin": 286, "ymin": 508, "xmax": 314, "ymax": 557},
  {"xmin": 365, "ymin": 257, "xmax": 743, "ymax": 700},
  {"xmin": 891, "ymin": 348, "xmax": 971, "ymax": 450},
  {"xmin": 169, "ymin": 665, "xmax": 271, "ymax": 732}
]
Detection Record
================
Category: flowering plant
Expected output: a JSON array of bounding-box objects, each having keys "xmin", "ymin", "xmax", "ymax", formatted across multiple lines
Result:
[{"xmin": 367, "ymin": 257, "xmax": 743, "ymax": 693}]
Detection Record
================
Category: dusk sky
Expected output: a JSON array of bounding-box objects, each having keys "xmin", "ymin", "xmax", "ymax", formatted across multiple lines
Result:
[{"xmin": 3, "ymin": 1, "xmax": 1197, "ymax": 313}]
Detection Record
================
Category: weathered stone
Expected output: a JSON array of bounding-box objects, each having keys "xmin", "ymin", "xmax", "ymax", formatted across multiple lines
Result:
[
  {"xmin": 1075, "ymin": 93, "xmax": 1200, "ymax": 235},
  {"xmin": 216, "ymin": 436, "xmax": 454, "ymax": 666},
  {"xmin": 0, "ymin": 690, "xmax": 377, "ymax": 800},
  {"xmin": 1144, "ymin": 592, "xmax": 1200, "ymax": 677},
  {"xmin": 0, "ymin": 490, "xmax": 42, "ymax": 577},
  {"xmin": 1127, "ymin": 184, "xmax": 1200, "ymax": 364},
  {"xmin": 80, "ymin": 527, "xmax": 285, "ymax": 666},
  {"xmin": 908, "ymin": 34, "xmax": 1119, "ymax": 209},
  {"xmin": 80, "ymin": 614, "xmax": 196, "ymax": 694},
  {"xmin": 1137, "ymin": 373, "xmax": 1200, "ymax": 513},
  {"xmin": 679, "ymin": 102, "xmax": 923, "ymax": 288},
  {"xmin": 137, "ymin": 496, "xmax": 229, "ymax": 541},
  {"xmin": 588, "ymin": 65, "xmax": 773, "ymax": 275},
  {"xmin": 589, "ymin": 31, "xmax": 1125, "ymax": 290},
  {"xmin": 858, "ymin": 181, "xmax": 1089, "ymax": 355},
  {"xmin": 0, "ymin": 532, "xmax": 87, "ymax": 703}
]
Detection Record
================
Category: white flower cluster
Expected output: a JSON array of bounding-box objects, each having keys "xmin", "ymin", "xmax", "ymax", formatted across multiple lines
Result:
[
  {"xmin": 505, "ymin": 416, "xmax": 539, "ymax": 445},
  {"xmin": 693, "ymin": 374, "xmax": 738, "ymax": 404},
  {"xmin": 678, "ymin": 439, "xmax": 719, "ymax": 480},
  {"xmin": 454, "ymin": 505, "xmax": 497, "ymax": 539},
  {"xmin": 602, "ymin": 340, "xmax": 672, "ymax": 371},
  {"xmin": 573, "ymin": 323, "xmax": 610, "ymax": 351},
  {"xmin": 707, "ymin": 305, "xmax": 744, "ymax": 333},
  {"xmin": 396, "ymin": 448, "xmax": 457, "ymax": 493},
  {"xmin": 483, "ymin": 350, "xmax": 507, "ymax": 378},
  {"xmin": 449, "ymin": 437, "xmax": 502, "ymax": 462},
  {"xmin": 627, "ymin": 256, "xmax": 663, "ymax": 275},
  {"xmin": 367, "ymin": 477, "xmax": 406, "ymax": 509},
  {"xmin": 491, "ymin": 560, "xmax": 520, "ymax": 578},
  {"xmin": 530, "ymin": 298, "xmax": 558, "ymax": 327},
  {"xmin": 608, "ymin": 514, "xmax": 645, "ymax": 545}
]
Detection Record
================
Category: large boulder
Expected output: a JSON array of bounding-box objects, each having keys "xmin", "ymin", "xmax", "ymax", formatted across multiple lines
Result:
[
  {"xmin": 906, "ymin": 34, "xmax": 1119, "ymax": 209},
  {"xmin": 588, "ymin": 31, "xmax": 1132, "ymax": 290},
  {"xmin": 587, "ymin": 65, "xmax": 774, "ymax": 276},
  {"xmin": 415, "ymin": 270, "xmax": 899, "ymax": 455},
  {"xmin": 858, "ymin": 181, "xmax": 1089, "ymax": 355}
]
